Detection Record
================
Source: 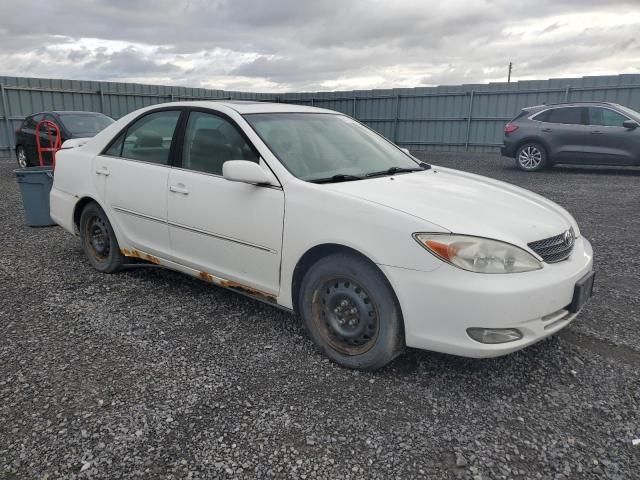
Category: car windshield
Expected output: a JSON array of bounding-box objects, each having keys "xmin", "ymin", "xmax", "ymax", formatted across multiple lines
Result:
[
  {"xmin": 244, "ymin": 113, "xmax": 420, "ymax": 181},
  {"xmin": 58, "ymin": 113, "xmax": 114, "ymax": 136}
]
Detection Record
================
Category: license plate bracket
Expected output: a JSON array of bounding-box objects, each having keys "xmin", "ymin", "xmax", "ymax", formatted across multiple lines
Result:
[{"xmin": 569, "ymin": 271, "xmax": 595, "ymax": 313}]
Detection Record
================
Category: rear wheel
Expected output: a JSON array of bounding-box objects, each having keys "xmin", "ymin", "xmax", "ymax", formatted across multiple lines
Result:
[
  {"xmin": 16, "ymin": 146, "xmax": 29, "ymax": 168},
  {"xmin": 79, "ymin": 203, "xmax": 124, "ymax": 273},
  {"xmin": 516, "ymin": 143, "xmax": 548, "ymax": 172},
  {"xmin": 298, "ymin": 253, "xmax": 404, "ymax": 370}
]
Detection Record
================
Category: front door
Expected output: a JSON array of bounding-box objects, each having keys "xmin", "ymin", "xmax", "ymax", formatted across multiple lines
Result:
[
  {"xmin": 93, "ymin": 109, "xmax": 182, "ymax": 258},
  {"xmin": 167, "ymin": 110, "xmax": 284, "ymax": 296},
  {"xmin": 583, "ymin": 106, "xmax": 640, "ymax": 165}
]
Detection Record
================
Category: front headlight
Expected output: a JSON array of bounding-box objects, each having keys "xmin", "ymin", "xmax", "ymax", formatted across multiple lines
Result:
[{"xmin": 414, "ymin": 233, "xmax": 543, "ymax": 274}]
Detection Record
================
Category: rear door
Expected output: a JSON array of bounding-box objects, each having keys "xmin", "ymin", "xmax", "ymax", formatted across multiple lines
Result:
[
  {"xmin": 93, "ymin": 108, "xmax": 183, "ymax": 258},
  {"xmin": 167, "ymin": 108, "xmax": 284, "ymax": 296},
  {"xmin": 583, "ymin": 106, "xmax": 640, "ymax": 165},
  {"xmin": 535, "ymin": 106, "xmax": 586, "ymax": 162}
]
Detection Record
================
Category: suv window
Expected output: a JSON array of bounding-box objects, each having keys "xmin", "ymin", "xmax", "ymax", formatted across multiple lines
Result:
[
  {"xmin": 106, "ymin": 110, "xmax": 181, "ymax": 164},
  {"xmin": 23, "ymin": 114, "xmax": 44, "ymax": 130},
  {"xmin": 545, "ymin": 107, "xmax": 583, "ymax": 125},
  {"xmin": 23, "ymin": 116, "xmax": 36, "ymax": 129},
  {"xmin": 588, "ymin": 107, "xmax": 628, "ymax": 127},
  {"xmin": 181, "ymin": 111, "xmax": 258, "ymax": 175}
]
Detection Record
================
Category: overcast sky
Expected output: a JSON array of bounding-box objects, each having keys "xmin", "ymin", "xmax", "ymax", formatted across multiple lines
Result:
[{"xmin": 1, "ymin": 0, "xmax": 639, "ymax": 92}]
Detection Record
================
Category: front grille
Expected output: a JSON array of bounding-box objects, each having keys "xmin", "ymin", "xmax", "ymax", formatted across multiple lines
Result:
[{"xmin": 528, "ymin": 228, "xmax": 575, "ymax": 263}]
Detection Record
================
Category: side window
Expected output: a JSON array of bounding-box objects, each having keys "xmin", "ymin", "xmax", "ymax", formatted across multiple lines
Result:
[
  {"xmin": 119, "ymin": 110, "xmax": 181, "ymax": 165},
  {"xmin": 533, "ymin": 110, "xmax": 551, "ymax": 122},
  {"xmin": 23, "ymin": 116, "xmax": 36, "ymax": 129},
  {"xmin": 104, "ymin": 134, "xmax": 124, "ymax": 157},
  {"xmin": 588, "ymin": 107, "xmax": 627, "ymax": 127},
  {"xmin": 181, "ymin": 111, "xmax": 258, "ymax": 175},
  {"xmin": 26, "ymin": 114, "xmax": 44, "ymax": 129},
  {"xmin": 547, "ymin": 107, "xmax": 583, "ymax": 125}
]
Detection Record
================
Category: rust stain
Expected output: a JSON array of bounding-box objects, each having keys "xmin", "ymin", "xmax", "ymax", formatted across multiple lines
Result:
[
  {"xmin": 199, "ymin": 271, "xmax": 215, "ymax": 282},
  {"xmin": 120, "ymin": 248, "xmax": 160, "ymax": 265},
  {"xmin": 219, "ymin": 279, "xmax": 277, "ymax": 302}
]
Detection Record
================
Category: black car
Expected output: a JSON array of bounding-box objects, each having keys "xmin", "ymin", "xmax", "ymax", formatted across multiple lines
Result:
[
  {"xmin": 501, "ymin": 101, "xmax": 640, "ymax": 171},
  {"xmin": 15, "ymin": 111, "xmax": 114, "ymax": 167}
]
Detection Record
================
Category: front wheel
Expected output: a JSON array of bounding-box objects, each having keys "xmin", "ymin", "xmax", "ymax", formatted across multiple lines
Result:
[
  {"xmin": 516, "ymin": 143, "xmax": 548, "ymax": 172},
  {"xmin": 298, "ymin": 253, "xmax": 404, "ymax": 370},
  {"xmin": 16, "ymin": 146, "xmax": 29, "ymax": 168},
  {"xmin": 79, "ymin": 202, "xmax": 124, "ymax": 273}
]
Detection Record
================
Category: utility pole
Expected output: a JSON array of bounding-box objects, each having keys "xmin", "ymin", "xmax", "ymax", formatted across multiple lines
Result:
[{"xmin": 507, "ymin": 62, "xmax": 513, "ymax": 84}]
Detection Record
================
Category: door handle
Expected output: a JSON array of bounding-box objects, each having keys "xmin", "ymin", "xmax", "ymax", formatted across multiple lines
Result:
[
  {"xmin": 541, "ymin": 128, "xmax": 552, "ymax": 133},
  {"xmin": 95, "ymin": 167, "xmax": 110, "ymax": 176},
  {"xmin": 169, "ymin": 184, "xmax": 189, "ymax": 195},
  {"xmin": 590, "ymin": 130, "xmax": 603, "ymax": 134}
]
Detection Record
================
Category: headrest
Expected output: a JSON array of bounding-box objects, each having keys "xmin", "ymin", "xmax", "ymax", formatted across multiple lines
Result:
[
  {"xmin": 135, "ymin": 131, "xmax": 163, "ymax": 147},
  {"xmin": 192, "ymin": 128, "xmax": 226, "ymax": 148}
]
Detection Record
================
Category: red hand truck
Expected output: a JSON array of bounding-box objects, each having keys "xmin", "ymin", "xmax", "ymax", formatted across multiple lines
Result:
[{"xmin": 35, "ymin": 120, "xmax": 62, "ymax": 169}]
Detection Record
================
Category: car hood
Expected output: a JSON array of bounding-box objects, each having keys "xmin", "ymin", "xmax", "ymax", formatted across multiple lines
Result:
[{"xmin": 323, "ymin": 166, "xmax": 577, "ymax": 248}]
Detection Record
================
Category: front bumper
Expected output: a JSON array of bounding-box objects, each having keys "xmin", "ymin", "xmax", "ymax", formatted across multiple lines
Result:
[{"xmin": 380, "ymin": 237, "xmax": 593, "ymax": 358}]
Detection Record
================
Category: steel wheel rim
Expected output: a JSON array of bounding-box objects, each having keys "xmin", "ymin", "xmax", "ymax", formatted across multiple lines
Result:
[
  {"xmin": 518, "ymin": 146, "xmax": 542, "ymax": 169},
  {"xmin": 311, "ymin": 277, "xmax": 379, "ymax": 356},
  {"xmin": 85, "ymin": 215, "xmax": 110, "ymax": 260},
  {"xmin": 17, "ymin": 148, "xmax": 27, "ymax": 168}
]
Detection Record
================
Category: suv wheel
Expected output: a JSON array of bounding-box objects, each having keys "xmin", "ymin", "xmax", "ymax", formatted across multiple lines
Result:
[
  {"xmin": 516, "ymin": 143, "xmax": 548, "ymax": 172},
  {"xmin": 298, "ymin": 253, "xmax": 404, "ymax": 370},
  {"xmin": 16, "ymin": 146, "xmax": 29, "ymax": 168}
]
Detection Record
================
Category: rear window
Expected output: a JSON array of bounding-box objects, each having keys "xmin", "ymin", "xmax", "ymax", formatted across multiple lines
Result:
[
  {"xmin": 58, "ymin": 113, "xmax": 114, "ymax": 136},
  {"xmin": 510, "ymin": 110, "xmax": 530, "ymax": 122}
]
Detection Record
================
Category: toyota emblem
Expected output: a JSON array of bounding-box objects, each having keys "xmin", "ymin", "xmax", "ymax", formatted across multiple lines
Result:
[{"xmin": 563, "ymin": 229, "xmax": 574, "ymax": 247}]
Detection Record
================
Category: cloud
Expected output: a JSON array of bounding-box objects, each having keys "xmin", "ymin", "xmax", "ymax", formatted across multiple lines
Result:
[{"xmin": 0, "ymin": 0, "xmax": 639, "ymax": 92}]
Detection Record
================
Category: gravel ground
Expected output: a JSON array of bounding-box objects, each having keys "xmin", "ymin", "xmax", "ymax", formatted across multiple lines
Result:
[{"xmin": 1, "ymin": 150, "xmax": 639, "ymax": 479}]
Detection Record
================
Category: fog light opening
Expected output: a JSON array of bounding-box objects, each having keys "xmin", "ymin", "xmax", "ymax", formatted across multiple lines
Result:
[{"xmin": 467, "ymin": 327, "xmax": 523, "ymax": 344}]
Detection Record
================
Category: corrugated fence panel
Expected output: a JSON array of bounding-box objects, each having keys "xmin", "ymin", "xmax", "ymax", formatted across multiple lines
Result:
[{"xmin": 3, "ymin": 74, "xmax": 640, "ymax": 153}]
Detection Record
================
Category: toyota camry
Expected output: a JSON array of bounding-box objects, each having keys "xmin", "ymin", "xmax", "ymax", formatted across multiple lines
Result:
[{"xmin": 50, "ymin": 101, "xmax": 595, "ymax": 370}]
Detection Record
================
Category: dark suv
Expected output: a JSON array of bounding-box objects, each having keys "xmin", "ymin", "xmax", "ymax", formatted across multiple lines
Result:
[
  {"xmin": 501, "ymin": 102, "xmax": 640, "ymax": 171},
  {"xmin": 15, "ymin": 111, "xmax": 114, "ymax": 167}
]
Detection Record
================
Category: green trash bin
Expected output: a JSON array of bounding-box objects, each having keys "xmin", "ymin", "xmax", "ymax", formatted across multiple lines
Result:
[{"xmin": 14, "ymin": 166, "xmax": 56, "ymax": 227}]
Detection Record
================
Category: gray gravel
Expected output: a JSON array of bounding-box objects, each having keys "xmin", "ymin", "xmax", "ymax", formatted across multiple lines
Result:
[{"xmin": 1, "ymin": 150, "xmax": 639, "ymax": 479}]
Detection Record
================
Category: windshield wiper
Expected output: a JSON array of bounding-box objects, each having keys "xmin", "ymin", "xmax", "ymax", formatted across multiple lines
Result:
[
  {"xmin": 309, "ymin": 174, "xmax": 364, "ymax": 184},
  {"xmin": 365, "ymin": 163, "xmax": 431, "ymax": 178}
]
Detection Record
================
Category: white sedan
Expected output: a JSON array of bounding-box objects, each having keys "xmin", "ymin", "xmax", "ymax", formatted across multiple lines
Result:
[{"xmin": 50, "ymin": 101, "xmax": 594, "ymax": 370}]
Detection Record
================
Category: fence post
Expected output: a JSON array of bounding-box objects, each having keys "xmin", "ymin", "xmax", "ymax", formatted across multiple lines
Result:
[
  {"xmin": 0, "ymin": 83, "xmax": 13, "ymax": 152},
  {"xmin": 564, "ymin": 86, "xmax": 571, "ymax": 102},
  {"xmin": 465, "ymin": 90, "xmax": 475, "ymax": 151},
  {"xmin": 98, "ymin": 88, "xmax": 105, "ymax": 114},
  {"xmin": 311, "ymin": 97, "xmax": 315, "ymax": 107},
  {"xmin": 393, "ymin": 94, "xmax": 401, "ymax": 143},
  {"xmin": 352, "ymin": 97, "xmax": 357, "ymax": 118}
]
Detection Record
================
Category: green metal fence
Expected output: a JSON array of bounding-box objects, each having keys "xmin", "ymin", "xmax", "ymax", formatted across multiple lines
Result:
[{"xmin": 3, "ymin": 74, "xmax": 640, "ymax": 154}]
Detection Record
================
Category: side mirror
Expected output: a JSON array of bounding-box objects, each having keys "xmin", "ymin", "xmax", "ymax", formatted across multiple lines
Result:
[
  {"xmin": 222, "ymin": 160, "xmax": 274, "ymax": 185},
  {"xmin": 400, "ymin": 147, "xmax": 411, "ymax": 156},
  {"xmin": 623, "ymin": 120, "xmax": 639, "ymax": 129}
]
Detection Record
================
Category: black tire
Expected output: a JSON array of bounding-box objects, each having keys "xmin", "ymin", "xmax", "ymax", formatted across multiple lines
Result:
[
  {"xmin": 516, "ymin": 142, "xmax": 548, "ymax": 172},
  {"xmin": 16, "ymin": 146, "xmax": 30, "ymax": 168},
  {"xmin": 298, "ymin": 253, "xmax": 404, "ymax": 370},
  {"xmin": 79, "ymin": 202, "xmax": 124, "ymax": 273}
]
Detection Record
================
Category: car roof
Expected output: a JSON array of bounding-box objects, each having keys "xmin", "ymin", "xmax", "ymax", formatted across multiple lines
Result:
[
  {"xmin": 524, "ymin": 101, "xmax": 619, "ymax": 111},
  {"xmin": 51, "ymin": 110, "xmax": 107, "ymax": 115},
  {"xmin": 156, "ymin": 101, "xmax": 335, "ymax": 115}
]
